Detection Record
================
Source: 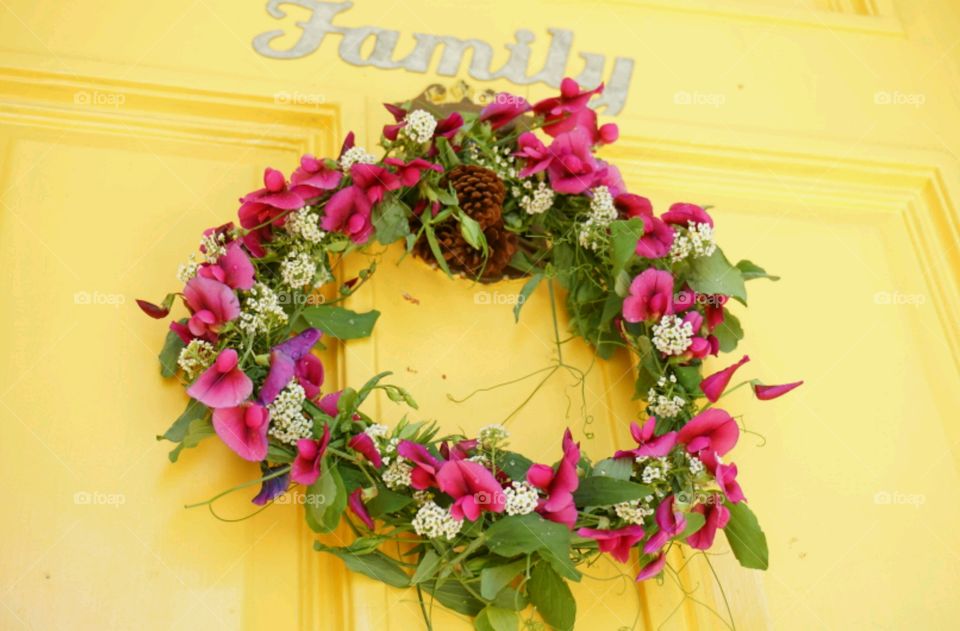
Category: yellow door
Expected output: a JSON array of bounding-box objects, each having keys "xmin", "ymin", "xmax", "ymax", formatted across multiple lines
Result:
[{"xmin": 2, "ymin": 1, "xmax": 959, "ymax": 629}]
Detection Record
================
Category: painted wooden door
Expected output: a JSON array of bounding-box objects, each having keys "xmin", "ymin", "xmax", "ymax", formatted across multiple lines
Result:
[{"xmin": 2, "ymin": 1, "xmax": 959, "ymax": 629}]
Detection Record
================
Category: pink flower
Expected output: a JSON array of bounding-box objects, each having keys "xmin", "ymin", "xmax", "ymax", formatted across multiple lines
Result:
[
  {"xmin": 480, "ymin": 94, "xmax": 531, "ymax": 129},
  {"xmin": 577, "ymin": 525, "xmax": 645, "ymax": 563},
  {"xmin": 527, "ymin": 429, "xmax": 581, "ymax": 528},
  {"xmin": 622, "ymin": 269, "xmax": 674, "ymax": 323},
  {"xmin": 662, "ymin": 202, "xmax": 713, "ymax": 228},
  {"xmin": 348, "ymin": 433, "xmax": 383, "ymax": 469},
  {"xmin": 182, "ymin": 277, "xmax": 240, "ymax": 340},
  {"xmin": 198, "ymin": 240, "xmax": 255, "ymax": 291},
  {"xmin": 716, "ymin": 463, "xmax": 746, "ymax": 504},
  {"xmin": 295, "ymin": 353, "xmax": 325, "ymax": 401},
  {"xmin": 348, "ymin": 488, "xmax": 375, "ymax": 529},
  {"xmin": 533, "ymin": 78, "xmax": 603, "ymax": 136},
  {"xmin": 212, "ymin": 402, "xmax": 269, "ymax": 461},
  {"xmin": 350, "ymin": 163, "xmax": 401, "ymax": 204},
  {"xmin": 685, "ymin": 499, "xmax": 731, "ymax": 550},
  {"xmin": 753, "ymin": 381, "xmax": 803, "ymax": 400},
  {"xmin": 381, "ymin": 102, "xmax": 407, "ymax": 140},
  {"xmin": 440, "ymin": 438, "xmax": 478, "ymax": 461},
  {"xmin": 434, "ymin": 111, "xmax": 463, "ymax": 140},
  {"xmin": 515, "ymin": 132, "xmax": 552, "ymax": 177},
  {"xmin": 383, "ymin": 157, "xmax": 443, "ymax": 187},
  {"xmin": 187, "ymin": 348, "xmax": 253, "ymax": 409},
  {"xmin": 595, "ymin": 162, "xmax": 626, "ymax": 197},
  {"xmin": 643, "ymin": 495, "xmax": 687, "ymax": 554},
  {"xmin": 317, "ymin": 391, "xmax": 341, "ymax": 417},
  {"xmin": 614, "ymin": 417, "xmax": 677, "ymax": 460},
  {"xmin": 321, "ymin": 185, "xmax": 373, "ymax": 244},
  {"xmin": 615, "ymin": 194, "xmax": 675, "ymax": 259},
  {"xmin": 136, "ymin": 299, "xmax": 170, "ymax": 319},
  {"xmin": 290, "ymin": 154, "xmax": 342, "ymax": 199},
  {"xmin": 238, "ymin": 168, "xmax": 305, "ymax": 256},
  {"xmin": 700, "ymin": 355, "xmax": 750, "ymax": 403},
  {"xmin": 635, "ymin": 553, "xmax": 667, "ymax": 581},
  {"xmin": 677, "ymin": 409, "xmax": 739, "ymax": 458},
  {"xmin": 291, "ymin": 425, "xmax": 332, "ymax": 486},
  {"xmin": 436, "ymin": 459, "xmax": 506, "ymax": 521},
  {"xmin": 545, "ymin": 129, "xmax": 600, "ymax": 194},
  {"xmin": 397, "ymin": 440, "xmax": 444, "ymax": 489},
  {"xmin": 260, "ymin": 328, "xmax": 322, "ymax": 405}
]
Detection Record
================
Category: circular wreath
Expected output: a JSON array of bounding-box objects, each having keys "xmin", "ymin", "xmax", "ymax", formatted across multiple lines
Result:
[{"xmin": 139, "ymin": 79, "xmax": 802, "ymax": 630}]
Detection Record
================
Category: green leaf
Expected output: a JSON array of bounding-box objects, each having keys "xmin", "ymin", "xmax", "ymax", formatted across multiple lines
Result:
[
  {"xmin": 423, "ymin": 223, "xmax": 453, "ymax": 276},
  {"xmin": 436, "ymin": 185, "xmax": 459, "ymax": 206},
  {"xmin": 678, "ymin": 511, "xmax": 707, "ymax": 539},
  {"xmin": 168, "ymin": 416, "xmax": 214, "ymax": 463},
  {"xmin": 459, "ymin": 211, "xmax": 487, "ymax": 253},
  {"xmin": 159, "ymin": 399, "xmax": 208, "ymax": 443},
  {"xmin": 486, "ymin": 513, "xmax": 570, "ymax": 558},
  {"xmin": 266, "ymin": 443, "xmax": 295, "ymax": 464},
  {"xmin": 366, "ymin": 486, "xmax": 413, "ymax": 518},
  {"xmin": 592, "ymin": 458, "xmax": 633, "ymax": 481},
  {"xmin": 688, "ymin": 248, "xmax": 747, "ymax": 304},
  {"xmin": 713, "ymin": 309, "xmax": 744, "ymax": 354},
  {"xmin": 301, "ymin": 305, "xmax": 380, "ymax": 340},
  {"xmin": 513, "ymin": 273, "xmax": 543, "ymax": 322},
  {"xmin": 422, "ymin": 579, "xmax": 485, "ymax": 616},
  {"xmin": 411, "ymin": 549, "xmax": 442, "ymax": 585},
  {"xmin": 573, "ymin": 476, "xmax": 651, "ymax": 506},
  {"xmin": 158, "ymin": 322, "xmax": 187, "ymax": 377},
  {"xmin": 528, "ymin": 562, "xmax": 575, "ymax": 631},
  {"xmin": 315, "ymin": 545, "xmax": 410, "ymax": 588},
  {"xmin": 304, "ymin": 461, "xmax": 346, "ymax": 533},
  {"xmin": 480, "ymin": 559, "xmax": 526, "ymax": 600},
  {"xmin": 497, "ymin": 451, "xmax": 533, "ymax": 480},
  {"xmin": 434, "ymin": 136, "xmax": 462, "ymax": 167},
  {"xmin": 723, "ymin": 501, "xmax": 769, "ymax": 570},
  {"xmin": 736, "ymin": 259, "xmax": 780, "ymax": 282},
  {"xmin": 609, "ymin": 218, "xmax": 644, "ymax": 278},
  {"xmin": 475, "ymin": 606, "xmax": 519, "ymax": 631},
  {"xmin": 374, "ymin": 198, "xmax": 411, "ymax": 245},
  {"xmin": 491, "ymin": 586, "xmax": 529, "ymax": 611},
  {"xmin": 674, "ymin": 365, "xmax": 704, "ymax": 397}
]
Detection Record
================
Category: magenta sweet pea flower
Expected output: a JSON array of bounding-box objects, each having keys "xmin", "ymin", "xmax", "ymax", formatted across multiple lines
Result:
[
  {"xmin": 577, "ymin": 525, "xmax": 645, "ymax": 563},
  {"xmin": 545, "ymin": 129, "xmax": 600, "ymax": 194},
  {"xmin": 533, "ymin": 78, "xmax": 604, "ymax": 137},
  {"xmin": 515, "ymin": 132, "xmax": 552, "ymax": 177},
  {"xmin": 350, "ymin": 163, "xmax": 401, "ymax": 204},
  {"xmin": 291, "ymin": 424, "xmax": 332, "ymax": 486},
  {"xmin": 622, "ymin": 269, "xmax": 674, "ymax": 323},
  {"xmin": 317, "ymin": 391, "xmax": 342, "ymax": 417},
  {"xmin": 527, "ymin": 429, "xmax": 581, "ymax": 528},
  {"xmin": 436, "ymin": 459, "xmax": 506, "ymax": 521},
  {"xmin": 685, "ymin": 498, "xmax": 731, "ymax": 550},
  {"xmin": 381, "ymin": 102, "xmax": 407, "ymax": 140},
  {"xmin": 662, "ymin": 202, "xmax": 713, "ymax": 228},
  {"xmin": 198, "ymin": 240, "xmax": 255, "ymax": 291},
  {"xmin": 295, "ymin": 353, "xmax": 324, "ymax": 401},
  {"xmin": 321, "ymin": 185, "xmax": 373, "ymax": 244},
  {"xmin": 614, "ymin": 194, "xmax": 675, "ymax": 259},
  {"xmin": 212, "ymin": 402, "xmax": 269, "ymax": 462},
  {"xmin": 594, "ymin": 162, "xmax": 626, "ymax": 197},
  {"xmin": 480, "ymin": 93, "xmax": 531, "ymax": 129},
  {"xmin": 700, "ymin": 355, "xmax": 750, "ymax": 403},
  {"xmin": 677, "ymin": 409, "xmax": 739, "ymax": 458},
  {"xmin": 397, "ymin": 440, "xmax": 444, "ymax": 489},
  {"xmin": 187, "ymin": 348, "xmax": 253, "ymax": 409},
  {"xmin": 182, "ymin": 277, "xmax": 240, "ymax": 340},
  {"xmin": 260, "ymin": 328, "xmax": 322, "ymax": 405},
  {"xmin": 348, "ymin": 488, "xmax": 375, "ymax": 529},
  {"xmin": 440, "ymin": 438, "xmax": 478, "ymax": 461},
  {"xmin": 753, "ymin": 381, "xmax": 804, "ymax": 400},
  {"xmin": 383, "ymin": 157, "xmax": 443, "ymax": 187},
  {"xmin": 614, "ymin": 417, "xmax": 677, "ymax": 460},
  {"xmin": 348, "ymin": 433, "xmax": 383, "ymax": 469},
  {"xmin": 434, "ymin": 111, "xmax": 463, "ymax": 140},
  {"xmin": 238, "ymin": 168, "xmax": 305, "ymax": 256},
  {"xmin": 635, "ymin": 552, "xmax": 667, "ymax": 581},
  {"xmin": 643, "ymin": 495, "xmax": 687, "ymax": 554},
  {"xmin": 290, "ymin": 153, "xmax": 342, "ymax": 199},
  {"xmin": 716, "ymin": 463, "xmax": 746, "ymax": 504}
]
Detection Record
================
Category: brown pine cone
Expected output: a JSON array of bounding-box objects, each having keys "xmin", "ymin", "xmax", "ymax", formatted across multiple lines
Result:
[
  {"xmin": 414, "ymin": 220, "xmax": 518, "ymax": 281},
  {"xmin": 444, "ymin": 165, "xmax": 505, "ymax": 230}
]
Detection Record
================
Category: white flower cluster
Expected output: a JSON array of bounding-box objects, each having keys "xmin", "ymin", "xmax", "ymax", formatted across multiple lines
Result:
[
  {"xmin": 687, "ymin": 453, "xmax": 705, "ymax": 476},
  {"xmin": 518, "ymin": 180, "xmax": 555, "ymax": 215},
  {"xmin": 177, "ymin": 339, "xmax": 216, "ymax": 380},
  {"xmin": 578, "ymin": 186, "xmax": 618, "ymax": 251},
  {"xmin": 478, "ymin": 424, "xmax": 509, "ymax": 449},
  {"xmin": 614, "ymin": 499, "xmax": 655, "ymax": 525},
  {"xmin": 484, "ymin": 147, "xmax": 519, "ymax": 180},
  {"xmin": 267, "ymin": 381, "xmax": 311, "ymax": 445},
  {"xmin": 637, "ymin": 456, "xmax": 671, "ymax": 484},
  {"xmin": 177, "ymin": 254, "xmax": 199, "ymax": 283},
  {"xmin": 238, "ymin": 283, "xmax": 288, "ymax": 335},
  {"xmin": 364, "ymin": 423, "xmax": 389, "ymax": 440},
  {"xmin": 281, "ymin": 251, "xmax": 317, "ymax": 289},
  {"xmin": 412, "ymin": 501, "xmax": 463, "ymax": 541},
  {"xmin": 400, "ymin": 109, "xmax": 438, "ymax": 144},
  {"xmin": 382, "ymin": 458, "xmax": 413, "ymax": 490},
  {"xmin": 199, "ymin": 231, "xmax": 227, "ymax": 264},
  {"xmin": 651, "ymin": 315, "xmax": 694, "ymax": 356},
  {"xmin": 286, "ymin": 208, "xmax": 326, "ymax": 244},
  {"xmin": 647, "ymin": 375, "xmax": 686, "ymax": 418},
  {"xmin": 669, "ymin": 221, "xmax": 716, "ymax": 262},
  {"xmin": 413, "ymin": 489, "xmax": 434, "ymax": 505},
  {"xmin": 339, "ymin": 145, "xmax": 376, "ymax": 171},
  {"xmin": 503, "ymin": 480, "xmax": 539, "ymax": 516}
]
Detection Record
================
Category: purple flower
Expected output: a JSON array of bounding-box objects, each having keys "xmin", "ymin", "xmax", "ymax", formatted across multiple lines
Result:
[
  {"xmin": 252, "ymin": 465, "xmax": 290, "ymax": 505},
  {"xmin": 260, "ymin": 328, "xmax": 322, "ymax": 405}
]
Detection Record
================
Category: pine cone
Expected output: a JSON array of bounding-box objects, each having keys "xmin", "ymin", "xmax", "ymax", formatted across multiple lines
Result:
[
  {"xmin": 445, "ymin": 165, "xmax": 505, "ymax": 229},
  {"xmin": 414, "ymin": 220, "xmax": 518, "ymax": 281}
]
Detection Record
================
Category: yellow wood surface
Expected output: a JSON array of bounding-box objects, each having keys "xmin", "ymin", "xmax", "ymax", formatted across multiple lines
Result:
[{"xmin": 2, "ymin": 1, "xmax": 960, "ymax": 629}]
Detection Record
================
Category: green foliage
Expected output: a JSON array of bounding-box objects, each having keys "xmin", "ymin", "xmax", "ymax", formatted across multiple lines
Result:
[
  {"xmin": 374, "ymin": 197, "xmax": 411, "ymax": 245},
  {"xmin": 688, "ymin": 248, "xmax": 747, "ymax": 304},
  {"xmin": 315, "ymin": 544, "xmax": 410, "ymax": 588},
  {"xmin": 301, "ymin": 305, "xmax": 380, "ymax": 339},
  {"xmin": 480, "ymin": 559, "xmax": 527, "ymax": 600},
  {"xmin": 475, "ymin": 605, "xmax": 519, "ymax": 631},
  {"xmin": 724, "ymin": 502, "xmax": 769, "ymax": 570},
  {"xmin": 528, "ymin": 562, "xmax": 575, "ymax": 631},
  {"xmin": 158, "ymin": 322, "xmax": 187, "ymax": 377},
  {"xmin": 736, "ymin": 259, "xmax": 780, "ymax": 282},
  {"xmin": 573, "ymin": 476, "xmax": 651, "ymax": 506},
  {"xmin": 305, "ymin": 461, "xmax": 346, "ymax": 533}
]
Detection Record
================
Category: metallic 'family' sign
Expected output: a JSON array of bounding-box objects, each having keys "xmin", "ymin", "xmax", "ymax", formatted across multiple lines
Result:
[{"xmin": 252, "ymin": 0, "xmax": 634, "ymax": 114}]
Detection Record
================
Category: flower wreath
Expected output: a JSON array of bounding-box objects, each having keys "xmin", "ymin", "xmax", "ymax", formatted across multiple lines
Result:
[{"xmin": 139, "ymin": 79, "xmax": 802, "ymax": 630}]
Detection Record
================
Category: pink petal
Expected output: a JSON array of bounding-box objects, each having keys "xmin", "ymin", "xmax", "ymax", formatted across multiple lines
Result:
[
  {"xmin": 753, "ymin": 380, "xmax": 803, "ymax": 400},
  {"xmin": 635, "ymin": 553, "xmax": 667, "ymax": 581},
  {"xmin": 212, "ymin": 403, "xmax": 269, "ymax": 461},
  {"xmin": 700, "ymin": 355, "xmax": 750, "ymax": 403}
]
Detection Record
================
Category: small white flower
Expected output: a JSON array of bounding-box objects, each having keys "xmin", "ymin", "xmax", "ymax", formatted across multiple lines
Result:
[
  {"xmin": 238, "ymin": 283, "xmax": 288, "ymax": 335},
  {"xmin": 578, "ymin": 186, "xmax": 619, "ymax": 251},
  {"xmin": 177, "ymin": 339, "xmax": 216, "ymax": 380},
  {"xmin": 286, "ymin": 208, "xmax": 326, "ymax": 244},
  {"xmin": 669, "ymin": 221, "xmax": 716, "ymax": 262},
  {"xmin": 519, "ymin": 181, "xmax": 555, "ymax": 215},
  {"xmin": 177, "ymin": 254, "xmax": 199, "ymax": 283},
  {"xmin": 503, "ymin": 481, "xmax": 539, "ymax": 516},
  {"xmin": 267, "ymin": 381, "xmax": 311, "ymax": 445},
  {"xmin": 412, "ymin": 501, "xmax": 463, "ymax": 541},
  {"xmin": 651, "ymin": 315, "xmax": 694, "ymax": 356},
  {"xmin": 339, "ymin": 145, "xmax": 376, "ymax": 171},
  {"xmin": 281, "ymin": 251, "xmax": 317, "ymax": 288},
  {"xmin": 614, "ymin": 500, "xmax": 654, "ymax": 525},
  {"xmin": 478, "ymin": 424, "xmax": 510, "ymax": 448},
  {"xmin": 199, "ymin": 232, "xmax": 227, "ymax": 264},
  {"xmin": 382, "ymin": 458, "xmax": 413, "ymax": 490},
  {"xmin": 400, "ymin": 110, "xmax": 438, "ymax": 144}
]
